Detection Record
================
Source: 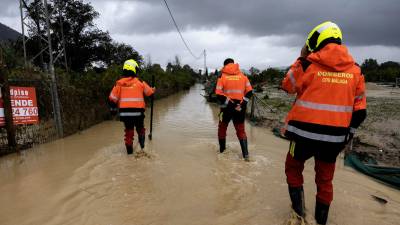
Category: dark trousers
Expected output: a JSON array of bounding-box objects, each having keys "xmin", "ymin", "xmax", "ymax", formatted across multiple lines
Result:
[
  {"xmin": 122, "ymin": 116, "xmax": 145, "ymax": 146},
  {"xmin": 218, "ymin": 107, "xmax": 247, "ymax": 140},
  {"xmin": 285, "ymin": 140, "xmax": 343, "ymax": 205}
]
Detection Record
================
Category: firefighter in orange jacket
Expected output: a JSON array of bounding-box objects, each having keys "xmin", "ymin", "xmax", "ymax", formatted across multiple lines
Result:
[
  {"xmin": 281, "ymin": 21, "xmax": 367, "ymax": 224},
  {"xmin": 109, "ymin": 59, "xmax": 155, "ymax": 154},
  {"xmin": 215, "ymin": 58, "xmax": 253, "ymax": 161}
]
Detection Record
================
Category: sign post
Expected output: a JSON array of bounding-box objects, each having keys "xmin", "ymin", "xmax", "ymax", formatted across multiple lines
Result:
[
  {"xmin": 148, "ymin": 74, "xmax": 155, "ymax": 140},
  {"xmin": 0, "ymin": 58, "xmax": 17, "ymax": 151}
]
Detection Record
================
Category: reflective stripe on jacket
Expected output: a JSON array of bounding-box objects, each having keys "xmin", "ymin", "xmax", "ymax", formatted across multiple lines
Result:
[
  {"xmin": 282, "ymin": 43, "xmax": 367, "ymax": 143},
  {"xmin": 215, "ymin": 63, "xmax": 253, "ymax": 101},
  {"xmin": 109, "ymin": 77, "xmax": 154, "ymax": 109}
]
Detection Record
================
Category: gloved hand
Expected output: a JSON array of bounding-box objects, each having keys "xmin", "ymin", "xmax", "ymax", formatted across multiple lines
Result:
[
  {"xmin": 110, "ymin": 107, "xmax": 118, "ymax": 116},
  {"xmin": 234, "ymin": 100, "xmax": 248, "ymax": 112},
  {"xmin": 240, "ymin": 100, "xmax": 248, "ymax": 109},
  {"xmin": 300, "ymin": 44, "xmax": 310, "ymax": 58},
  {"xmin": 235, "ymin": 104, "xmax": 242, "ymax": 112},
  {"xmin": 108, "ymin": 100, "xmax": 118, "ymax": 116},
  {"xmin": 345, "ymin": 132, "xmax": 354, "ymax": 144},
  {"xmin": 227, "ymin": 99, "xmax": 236, "ymax": 109}
]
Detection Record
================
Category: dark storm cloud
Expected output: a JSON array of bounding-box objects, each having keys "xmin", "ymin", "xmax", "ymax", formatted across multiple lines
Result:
[{"xmin": 97, "ymin": 0, "xmax": 400, "ymax": 47}]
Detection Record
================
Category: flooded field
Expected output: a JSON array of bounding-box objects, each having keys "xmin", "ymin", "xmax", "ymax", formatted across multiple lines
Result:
[{"xmin": 0, "ymin": 84, "xmax": 399, "ymax": 225}]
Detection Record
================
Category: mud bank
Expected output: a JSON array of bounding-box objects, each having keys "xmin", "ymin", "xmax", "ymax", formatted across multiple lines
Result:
[{"xmin": 252, "ymin": 83, "xmax": 400, "ymax": 167}]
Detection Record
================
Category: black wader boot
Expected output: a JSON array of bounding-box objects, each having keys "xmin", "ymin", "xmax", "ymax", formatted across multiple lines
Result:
[
  {"xmin": 315, "ymin": 201, "xmax": 330, "ymax": 225},
  {"xmin": 288, "ymin": 186, "xmax": 305, "ymax": 218},
  {"xmin": 126, "ymin": 145, "xmax": 133, "ymax": 155},
  {"xmin": 139, "ymin": 135, "xmax": 145, "ymax": 149},
  {"xmin": 239, "ymin": 139, "xmax": 249, "ymax": 161},
  {"xmin": 219, "ymin": 139, "xmax": 226, "ymax": 153}
]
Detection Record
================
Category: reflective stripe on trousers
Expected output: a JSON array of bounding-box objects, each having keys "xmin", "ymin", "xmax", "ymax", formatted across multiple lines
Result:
[
  {"xmin": 119, "ymin": 112, "xmax": 142, "ymax": 117},
  {"xmin": 287, "ymin": 125, "xmax": 346, "ymax": 143},
  {"xmin": 295, "ymin": 100, "xmax": 353, "ymax": 113}
]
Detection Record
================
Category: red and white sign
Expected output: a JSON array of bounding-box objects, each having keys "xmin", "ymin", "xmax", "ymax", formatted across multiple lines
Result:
[{"xmin": 0, "ymin": 86, "xmax": 39, "ymax": 126}]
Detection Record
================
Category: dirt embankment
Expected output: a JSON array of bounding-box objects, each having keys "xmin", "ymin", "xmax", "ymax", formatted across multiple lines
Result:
[
  {"xmin": 252, "ymin": 82, "xmax": 400, "ymax": 167},
  {"xmin": 355, "ymin": 83, "xmax": 400, "ymax": 167}
]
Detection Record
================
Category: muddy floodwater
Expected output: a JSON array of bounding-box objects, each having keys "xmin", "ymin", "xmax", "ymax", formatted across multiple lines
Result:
[{"xmin": 1, "ymin": 84, "xmax": 399, "ymax": 225}]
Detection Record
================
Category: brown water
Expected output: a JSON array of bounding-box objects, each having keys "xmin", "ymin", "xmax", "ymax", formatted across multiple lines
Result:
[{"xmin": 1, "ymin": 84, "xmax": 399, "ymax": 225}]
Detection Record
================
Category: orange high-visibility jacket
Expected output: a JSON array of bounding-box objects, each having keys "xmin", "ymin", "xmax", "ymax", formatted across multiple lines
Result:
[
  {"xmin": 215, "ymin": 63, "xmax": 253, "ymax": 101},
  {"xmin": 109, "ymin": 77, "xmax": 154, "ymax": 109},
  {"xmin": 282, "ymin": 43, "xmax": 366, "ymax": 144}
]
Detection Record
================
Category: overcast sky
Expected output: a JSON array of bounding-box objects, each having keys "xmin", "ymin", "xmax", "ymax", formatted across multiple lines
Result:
[{"xmin": 1, "ymin": 0, "xmax": 400, "ymax": 70}]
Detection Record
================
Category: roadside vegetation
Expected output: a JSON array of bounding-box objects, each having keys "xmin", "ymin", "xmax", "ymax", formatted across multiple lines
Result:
[
  {"xmin": 361, "ymin": 58, "xmax": 400, "ymax": 83},
  {"xmin": 0, "ymin": 0, "xmax": 197, "ymax": 153}
]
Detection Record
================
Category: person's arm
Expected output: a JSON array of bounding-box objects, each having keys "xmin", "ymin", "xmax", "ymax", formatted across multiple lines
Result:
[
  {"xmin": 348, "ymin": 73, "xmax": 367, "ymax": 139},
  {"xmin": 240, "ymin": 76, "xmax": 253, "ymax": 109},
  {"xmin": 143, "ymin": 81, "xmax": 155, "ymax": 97},
  {"xmin": 282, "ymin": 45, "xmax": 310, "ymax": 94},
  {"xmin": 108, "ymin": 84, "xmax": 121, "ymax": 115},
  {"xmin": 281, "ymin": 58, "xmax": 310, "ymax": 94},
  {"xmin": 215, "ymin": 77, "xmax": 230, "ymax": 106}
]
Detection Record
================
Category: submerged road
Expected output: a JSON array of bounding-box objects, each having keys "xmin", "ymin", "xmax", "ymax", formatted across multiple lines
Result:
[{"xmin": 0, "ymin": 84, "xmax": 399, "ymax": 225}]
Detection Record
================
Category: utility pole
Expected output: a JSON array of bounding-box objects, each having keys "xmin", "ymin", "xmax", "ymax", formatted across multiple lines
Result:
[
  {"xmin": 20, "ymin": 0, "xmax": 68, "ymax": 69},
  {"xmin": 19, "ymin": 0, "xmax": 65, "ymax": 137},
  {"xmin": 19, "ymin": 0, "xmax": 27, "ymax": 67},
  {"xmin": 250, "ymin": 95, "xmax": 256, "ymax": 121},
  {"xmin": 203, "ymin": 49, "xmax": 208, "ymax": 77},
  {"xmin": 43, "ymin": 0, "xmax": 63, "ymax": 137},
  {"xmin": 59, "ymin": 10, "xmax": 68, "ymax": 71}
]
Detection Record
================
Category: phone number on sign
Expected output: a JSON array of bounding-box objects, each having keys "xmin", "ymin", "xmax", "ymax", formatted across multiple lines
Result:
[{"xmin": 12, "ymin": 107, "xmax": 39, "ymax": 117}]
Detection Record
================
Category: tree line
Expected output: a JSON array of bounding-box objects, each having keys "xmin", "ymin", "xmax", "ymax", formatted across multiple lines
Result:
[
  {"xmin": 361, "ymin": 58, "xmax": 400, "ymax": 83},
  {"xmin": 18, "ymin": 0, "xmax": 139, "ymax": 71},
  {"xmin": 0, "ymin": 0, "xmax": 199, "ymax": 137},
  {"xmin": 1, "ymin": 0, "xmax": 199, "ymax": 95}
]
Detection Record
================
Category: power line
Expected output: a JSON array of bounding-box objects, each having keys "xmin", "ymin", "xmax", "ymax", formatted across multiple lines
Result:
[{"xmin": 162, "ymin": 0, "xmax": 203, "ymax": 60}]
